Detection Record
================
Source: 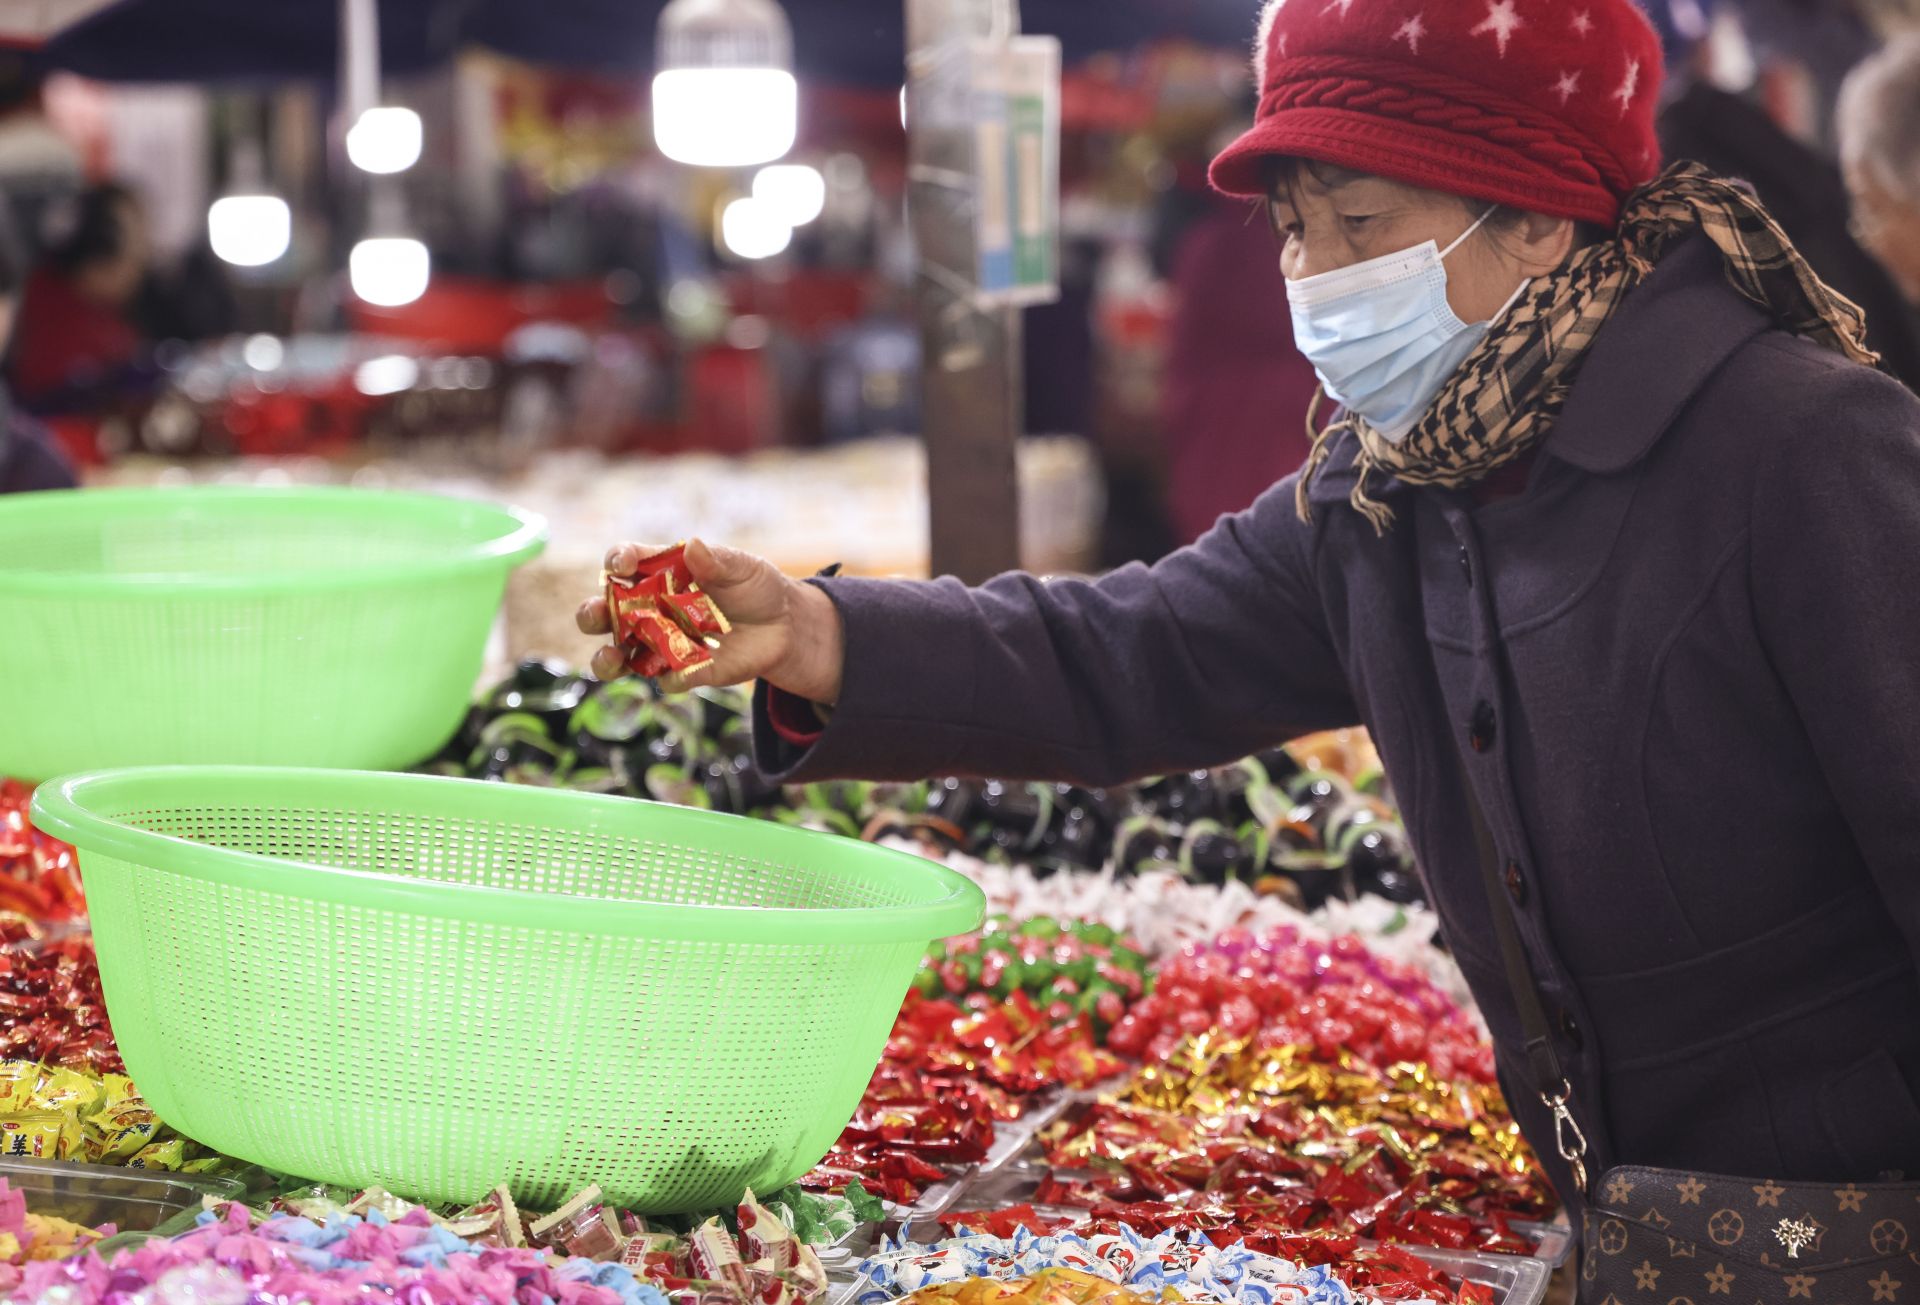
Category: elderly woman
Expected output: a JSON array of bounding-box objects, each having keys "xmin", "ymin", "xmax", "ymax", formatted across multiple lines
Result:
[
  {"xmin": 1840, "ymin": 34, "xmax": 1920, "ymax": 306},
  {"xmin": 586, "ymin": 0, "xmax": 1920, "ymax": 1269}
]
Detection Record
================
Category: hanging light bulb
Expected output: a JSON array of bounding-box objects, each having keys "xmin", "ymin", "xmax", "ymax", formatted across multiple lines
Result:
[
  {"xmin": 209, "ymin": 196, "xmax": 292, "ymax": 267},
  {"xmin": 720, "ymin": 196, "xmax": 792, "ymax": 260},
  {"xmin": 350, "ymin": 237, "xmax": 429, "ymax": 305},
  {"xmin": 346, "ymin": 106, "xmax": 423, "ymax": 174},
  {"xmin": 752, "ymin": 163, "xmax": 825, "ymax": 227},
  {"xmin": 208, "ymin": 140, "xmax": 291, "ymax": 267},
  {"xmin": 350, "ymin": 181, "xmax": 430, "ymax": 306},
  {"xmin": 653, "ymin": 0, "xmax": 797, "ymax": 168}
]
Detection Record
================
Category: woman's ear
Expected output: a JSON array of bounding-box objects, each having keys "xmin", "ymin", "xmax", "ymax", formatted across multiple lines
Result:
[{"xmin": 1514, "ymin": 211, "xmax": 1577, "ymax": 276}]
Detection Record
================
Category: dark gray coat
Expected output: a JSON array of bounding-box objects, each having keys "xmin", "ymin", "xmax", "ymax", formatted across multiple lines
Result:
[{"xmin": 755, "ymin": 234, "xmax": 1920, "ymax": 1203}]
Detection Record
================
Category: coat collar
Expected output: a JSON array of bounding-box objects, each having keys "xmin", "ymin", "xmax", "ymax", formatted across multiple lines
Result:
[
  {"xmin": 1304, "ymin": 232, "xmax": 1775, "ymax": 508},
  {"xmin": 1546, "ymin": 232, "xmax": 1774, "ymax": 475}
]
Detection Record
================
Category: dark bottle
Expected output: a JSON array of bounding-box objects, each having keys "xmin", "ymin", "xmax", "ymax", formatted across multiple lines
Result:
[
  {"xmin": 490, "ymin": 661, "xmax": 590, "ymax": 734},
  {"xmin": 1140, "ymin": 770, "xmax": 1224, "ymax": 826},
  {"xmin": 1184, "ymin": 824, "xmax": 1261, "ymax": 885},
  {"xmin": 976, "ymin": 779, "xmax": 1049, "ymax": 851},
  {"xmin": 1114, "ymin": 817, "xmax": 1181, "ymax": 876},
  {"xmin": 924, "ymin": 777, "xmax": 982, "ymax": 832},
  {"xmin": 1345, "ymin": 821, "xmax": 1423, "ymax": 904},
  {"xmin": 699, "ymin": 757, "xmax": 744, "ymax": 813}
]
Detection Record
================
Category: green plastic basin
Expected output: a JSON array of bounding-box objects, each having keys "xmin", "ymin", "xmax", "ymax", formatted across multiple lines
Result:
[
  {"xmin": 0, "ymin": 487, "xmax": 545, "ymax": 780},
  {"xmin": 33, "ymin": 767, "xmax": 986, "ymax": 1211}
]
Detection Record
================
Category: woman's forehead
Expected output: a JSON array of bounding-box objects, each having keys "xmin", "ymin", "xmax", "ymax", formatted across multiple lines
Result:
[{"xmin": 1267, "ymin": 165, "xmax": 1423, "ymax": 207}]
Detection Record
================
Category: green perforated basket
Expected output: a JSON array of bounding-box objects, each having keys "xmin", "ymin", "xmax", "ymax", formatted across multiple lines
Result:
[
  {"xmin": 32, "ymin": 768, "xmax": 986, "ymax": 1212},
  {"xmin": 0, "ymin": 487, "xmax": 545, "ymax": 781}
]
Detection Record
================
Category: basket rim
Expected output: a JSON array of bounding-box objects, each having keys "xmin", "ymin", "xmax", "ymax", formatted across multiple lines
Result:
[
  {"xmin": 0, "ymin": 486, "xmax": 547, "ymax": 595},
  {"xmin": 32, "ymin": 767, "xmax": 986, "ymax": 945}
]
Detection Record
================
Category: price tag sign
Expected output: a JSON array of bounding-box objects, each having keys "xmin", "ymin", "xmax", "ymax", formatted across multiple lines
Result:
[{"xmin": 968, "ymin": 36, "xmax": 1060, "ymax": 306}]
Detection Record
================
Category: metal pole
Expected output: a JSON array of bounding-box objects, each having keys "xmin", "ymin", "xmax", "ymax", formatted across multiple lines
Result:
[
  {"xmin": 340, "ymin": 0, "xmax": 379, "ymax": 128},
  {"xmin": 906, "ymin": 0, "xmax": 1023, "ymax": 584}
]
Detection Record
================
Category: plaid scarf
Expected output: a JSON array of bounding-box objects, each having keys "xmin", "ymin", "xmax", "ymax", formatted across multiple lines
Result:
[{"xmin": 1297, "ymin": 161, "xmax": 1881, "ymax": 532}]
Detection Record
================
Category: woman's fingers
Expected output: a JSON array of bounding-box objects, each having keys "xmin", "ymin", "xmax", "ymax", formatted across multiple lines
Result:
[
  {"xmin": 589, "ymin": 643, "xmax": 629, "ymax": 681},
  {"xmin": 576, "ymin": 597, "xmax": 611, "ymax": 635},
  {"xmin": 603, "ymin": 542, "xmax": 674, "ymax": 578},
  {"xmin": 685, "ymin": 538, "xmax": 756, "ymax": 590}
]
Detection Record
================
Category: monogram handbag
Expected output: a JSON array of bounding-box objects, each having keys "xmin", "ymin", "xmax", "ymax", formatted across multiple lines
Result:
[
  {"xmin": 1454, "ymin": 755, "xmax": 1920, "ymax": 1304},
  {"xmin": 1577, "ymin": 1169, "xmax": 1919, "ymax": 1304}
]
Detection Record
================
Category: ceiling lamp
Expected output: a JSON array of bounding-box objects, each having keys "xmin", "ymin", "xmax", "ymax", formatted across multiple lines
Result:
[
  {"xmin": 346, "ymin": 105, "xmax": 423, "ymax": 174},
  {"xmin": 720, "ymin": 196, "xmax": 792, "ymax": 261},
  {"xmin": 207, "ymin": 142, "xmax": 291, "ymax": 268},
  {"xmin": 653, "ymin": 0, "xmax": 797, "ymax": 168},
  {"xmin": 350, "ymin": 183, "xmax": 429, "ymax": 307},
  {"xmin": 752, "ymin": 163, "xmax": 825, "ymax": 227}
]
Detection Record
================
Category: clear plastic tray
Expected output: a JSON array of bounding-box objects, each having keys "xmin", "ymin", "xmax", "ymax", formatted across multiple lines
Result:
[
  {"xmin": 885, "ymin": 1165, "xmax": 978, "ymax": 1235},
  {"xmin": 0, "ymin": 1156, "xmax": 244, "ymax": 1232},
  {"xmin": 1412, "ymin": 1245, "xmax": 1551, "ymax": 1305},
  {"xmin": 978, "ymin": 1096, "xmax": 1076, "ymax": 1178},
  {"xmin": 1510, "ymin": 1211, "xmax": 1574, "ymax": 1266}
]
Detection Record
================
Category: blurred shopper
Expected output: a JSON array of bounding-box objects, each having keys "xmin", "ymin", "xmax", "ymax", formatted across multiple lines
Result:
[
  {"xmin": 1838, "ymin": 36, "xmax": 1920, "ymax": 310},
  {"xmin": 1159, "ymin": 105, "xmax": 1320, "ymax": 545},
  {"xmin": 0, "ymin": 206, "xmax": 77, "ymax": 493},
  {"xmin": 1160, "ymin": 188, "xmax": 1320, "ymax": 544},
  {"xmin": 0, "ymin": 53, "xmax": 82, "ymax": 253},
  {"xmin": 1663, "ymin": 63, "xmax": 1920, "ymax": 389},
  {"xmin": 8, "ymin": 182, "xmax": 150, "ymax": 414}
]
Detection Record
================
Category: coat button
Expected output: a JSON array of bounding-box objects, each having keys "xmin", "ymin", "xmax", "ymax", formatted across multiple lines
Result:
[
  {"xmin": 1558, "ymin": 1008, "xmax": 1583, "ymax": 1051},
  {"xmin": 1469, "ymin": 701, "xmax": 1497, "ymax": 752},
  {"xmin": 1504, "ymin": 858, "xmax": 1527, "ymax": 906},
  {"xmin": 1458, "ymin": 545, "xmax": 1474, "ymax": 587}
]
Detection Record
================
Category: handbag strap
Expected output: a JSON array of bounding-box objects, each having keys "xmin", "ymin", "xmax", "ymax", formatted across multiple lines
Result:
[{"xmin": 1452, "ymin": 742, "xmax": 1594, "ymax": 1197}]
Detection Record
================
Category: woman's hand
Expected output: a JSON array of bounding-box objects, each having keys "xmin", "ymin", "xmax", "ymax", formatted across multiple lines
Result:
[{"xmin": 576, "ymin": 539, "xmax": 845, "ymax": 703}]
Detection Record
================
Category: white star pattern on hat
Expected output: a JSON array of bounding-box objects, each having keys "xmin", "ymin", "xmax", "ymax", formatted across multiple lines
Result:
[
  {"xmin": 1553, "ymin": 70, "xmax": 1582, "ymax": 104},
  {"xmin": 1471, "ymin": 0, "xmax": 1523, "ymax": 56},
  {"xmin": 1322, "ymin": 0, "xmax": 1355, "ymax": 16},
  {"xmin": 1393, "ymin": 13, "xmax": 1427, "ymax": 54},
  {"xmin": 1571, "ymin": 9, "xmax": 1594, "ymax": 36},
  {"xmin": 1614, "ymin": 58, "xmax": 1641, "ymax": 115}
]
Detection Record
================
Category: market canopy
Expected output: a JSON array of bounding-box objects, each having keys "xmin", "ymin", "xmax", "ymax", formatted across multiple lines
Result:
[{"xmin": 38, "ymin": 0, "xmax": 1262, "ymax": 87}]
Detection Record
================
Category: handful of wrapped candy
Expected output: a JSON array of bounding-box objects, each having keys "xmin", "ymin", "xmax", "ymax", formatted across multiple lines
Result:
[
  {"xmin": 1105, "ymin": 929, "xmax": 1490, "ymax": 1083},
  {"xmin": 606, "ymin": 544, "xmax": 733, "ymax": 678},
  {"xmin": 0, "ymin": 782, "xmax": 85, "ymax": 926},
  {"xmin": 1039, "ymin": 1037, "xmax": 1553, "ymax": 1255},
  {"xmin": 849, "ymin": 1224, "xmax": 1474, "ymax": 1305},
  {"xmin": 0, "ymin": 924, "xmax": 123, "ymax": 1074}
]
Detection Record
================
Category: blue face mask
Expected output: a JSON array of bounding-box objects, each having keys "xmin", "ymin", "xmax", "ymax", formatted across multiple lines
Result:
[{"xmin": 1286, "ymin": 209, "xmax": 1525, "ymax": 443}]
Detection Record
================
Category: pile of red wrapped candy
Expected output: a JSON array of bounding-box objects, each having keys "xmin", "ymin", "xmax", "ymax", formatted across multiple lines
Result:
[
  {"xmin": 606, "ymin": 544, "xmax": 733, "ymax": 678},
  {"xmin": 1105, "ymin": 926, "xmax": 1492, "ymax": 1084},
  {"xmin": 1035, "ymin": 1035, "xmax": 1554, "ymax": 1254},
  {"xmin": 0, "ymin": 920, "xmax": 121, "ymax": 1075},
  {"xmin": 804, "ymin": 993, "xmax": 1125, "ymax": 1206},
  {"xmin": 0, "ymin": 780, "xmax": 85, "ymax": 924}
]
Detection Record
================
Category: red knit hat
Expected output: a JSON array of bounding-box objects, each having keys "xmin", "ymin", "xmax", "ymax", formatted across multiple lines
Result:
[{"xmin": 1211, "ymin": 0, "xmax": 1665, "ymax": 226}]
